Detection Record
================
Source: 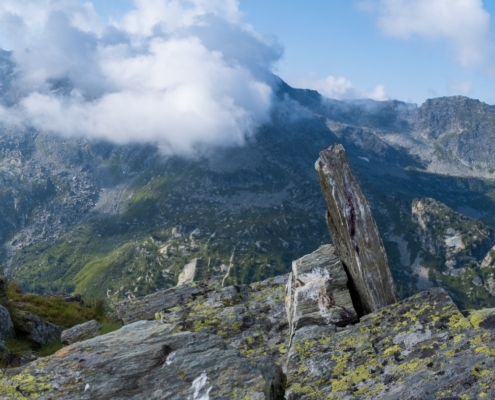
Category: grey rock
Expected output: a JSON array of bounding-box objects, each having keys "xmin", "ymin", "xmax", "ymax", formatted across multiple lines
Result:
[
  {"xmin": 0, "ymin": 321, "xmax": 285, "ymax": 399},
  {"xmin": 285, "ymin": 287, "xmax": 495, "ymax": 399},
  {"xmin": 316, "ymin": 144, "xmax": 397, "ymax": 314},
  {"xmin": 0, "ymin": 304, "xmax": 14, "ymax": 340},
  {"xmin": 61, "ymin": 320, "xmax": 102, "ymax": 345},
  {"xmin": 117, "ymin": 275, "xmax": 290, "ymax": 366},
  {"xmin": 0, "ymin": 269, "xmax": 8, "ymax": 304},
  {"xmin": 285, "ymin": 244, "xmax": 357, "ymax": 343},
  {"xmin": 12, "ymin": 310, "xmax": 62, "ymax": 345}
]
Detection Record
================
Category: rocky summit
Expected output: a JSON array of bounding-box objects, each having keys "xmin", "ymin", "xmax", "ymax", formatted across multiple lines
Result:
[
  {"xmin": 1, "ymin": 145, "xmax": 494, "ymax": 399},
  {"xmin": 2, "ymin": 252, "xmax": 494, "ymax": 399}
]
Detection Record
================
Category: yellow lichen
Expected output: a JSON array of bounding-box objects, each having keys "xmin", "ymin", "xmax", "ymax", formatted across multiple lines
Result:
[{"xmin": 383, "ymin": 345, "xmax": 402, "ymax": 357}]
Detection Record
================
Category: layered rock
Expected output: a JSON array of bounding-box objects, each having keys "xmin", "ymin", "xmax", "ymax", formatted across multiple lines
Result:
[
  {"xmin": 285, "ymin": 245, "xmax": 357, "ymax": 343},
  {"xmin": 285, "ymin": 288, "xmax": 495, "ymax": 399},
  {"xmin": 315, "ymin": 144, "xmax": 397, "ymax": 314},
  {"xmin": 0, "ymin": 321, "xmax": 285, "ymax": 399},
  {"xmin": 117, "ymin": 275, "xmax": 290, "ymax": 365},
  {"xmin": 61, "ymin": 320, "xmax": 102, "ymax": 345}
]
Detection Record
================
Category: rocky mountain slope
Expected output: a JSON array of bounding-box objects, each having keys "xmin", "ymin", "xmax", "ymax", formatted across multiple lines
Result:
[{"xmin": 1, "ymin": 56, "xmax": 495, "ymax": 308}]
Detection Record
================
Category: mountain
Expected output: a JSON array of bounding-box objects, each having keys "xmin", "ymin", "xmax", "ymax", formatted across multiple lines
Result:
[{"xmin": 0, "ymin": 59, "xmax": 495, "ymax": 309}]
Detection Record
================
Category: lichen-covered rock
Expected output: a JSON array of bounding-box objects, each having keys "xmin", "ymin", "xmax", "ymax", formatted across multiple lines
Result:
[
  {"xmin": 316, "ymin": 144, "xmax": 397, "ymax": 314},
  {"xmin": 0, "ymin": 305, "xmax": 14, "ymax": 340},
  {"xmin": 285, "ymin": 287, "xmax": 495, "ymax": 399},
  {"xmin": 61, "ymin": 320, "xmax": 102, "ymax": 345},
  {"xmin": 286, "ymin": 245, "xmax": 357, "ymax": 342},
  {"xmin": 12, "ymin": 310, "xmax": 62, "ymax": 345},
  {"xmin": 0, "ymin": 321, "xmax": 285, "ymax": 399},
  {"xmin": 117, "ymin": 275, "xmax": 290, "ymax": 365}
]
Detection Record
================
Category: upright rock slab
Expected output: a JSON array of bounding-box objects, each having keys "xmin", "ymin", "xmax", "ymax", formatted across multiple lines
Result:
[
  {"xmin": 0, "ymin": 305, "xmax": 14, "ymax": 340},
  {"xmin": 285, "ymin": 245, "xmax": 357, "ymax": 342},
  {"xmin": 315, "ymin": 144, "xmax": 397, "ymax": 314}
]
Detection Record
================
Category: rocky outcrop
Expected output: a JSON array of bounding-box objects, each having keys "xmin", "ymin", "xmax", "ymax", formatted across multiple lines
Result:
[
  {"xmin": 0, "ymin": 305, "xmax": 14, "ymax": 340},
  {"xmin": 61, "ymin": 320, "xmax": 102, "ymax": 345},
  {"xmin": 0, "ymin": 321, "xmax": 285, "ymax": 399},
  {"xmin": 0, "ymin": 269, "xmax": 8, "ymax": 305},
  {"xmin": 316, "ymin": 144, "xmax": 397, "ymax": 314},
  {"xmin": 285, "ymin": 245, "xmax": 357, "ymax": 343},
  {"xmin": 11, "ymin": 311, "xmax": 62, "ymax": 345},
  {"xmin": 284, "ymin": 287, "xmax": 495, "ymax": 399},
  {"xmin": 117, "ymin": 275, "xmax": 290, "ymax": 366}
]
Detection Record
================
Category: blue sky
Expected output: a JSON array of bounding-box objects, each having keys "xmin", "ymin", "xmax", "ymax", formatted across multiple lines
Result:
[{"xmin": 87, "ymin": 0, "xmax": 495, "ymax": 105}]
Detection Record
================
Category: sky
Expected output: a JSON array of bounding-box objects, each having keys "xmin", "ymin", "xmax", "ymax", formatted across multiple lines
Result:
[
  {"xmin": 88, "ymin": 0, "xmax": 495, "ymax": 105},
  {"xmin": 1, "ymin": 0, "xmax": 495, "ymax": 154}
]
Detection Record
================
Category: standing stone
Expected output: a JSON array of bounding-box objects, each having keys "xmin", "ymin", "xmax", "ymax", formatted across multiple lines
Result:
[
  {"xmin": 285, "ymin": 245, "xmax": 357, "ymax": 342},
  {"xmin": 315, "ymin": 144, "xmax": 397, "ymax": 314}
]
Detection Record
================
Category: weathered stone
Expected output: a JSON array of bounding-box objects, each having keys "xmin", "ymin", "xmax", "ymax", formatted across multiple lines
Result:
[
  {"xmin": 0, "ymin": 269, "xmax": 8, "ymax": 305},
  {"xmin": 117, "ymin": 275, "xmax": 290, "ymax": 366},
  {"xmin": 12, "ymin": 310, "xmax": 62, "ymax": 345},
  {"xmin": 285, "ymin": 245, "xmax": 357, "ymax": 343},
  {"xmin": 315, "ymin": 144, "xmax": 397, "ymax": 314},
  {"xmin": 285, "ymin": 287, "xmax": 495, "ymax": 399},
  {"xmin": 0, "ymin": 321, "xmax": 285, "ymax": 399},
  {"xmin": 61, "ymin": 320, "xmax": 102, "ymax": 345},
  {"xmin": 0, "ymin": 305, "xmax": 14, "ymax": 340}
]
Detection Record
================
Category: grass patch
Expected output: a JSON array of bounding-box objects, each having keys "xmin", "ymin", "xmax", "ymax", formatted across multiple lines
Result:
[{"xmin": 38, "ymin": 342, "xmax": 64, "ymax": 357}]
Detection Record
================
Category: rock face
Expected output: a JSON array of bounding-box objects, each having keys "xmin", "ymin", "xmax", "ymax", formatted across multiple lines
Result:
[
  {"xmin": 284, "ymin": 287, "xmax": 495, "ymax": 399},
  {"xmin": 0, "ymin": 321, "xmax": 285, "ymax": 399},
  {"xmin": 315, "ymin": 144, "xmax": 397, "ymax": 314},
  {"xmin": 117, "ymin": 275, "xmax": 290, "ymax": 366},
  {"xmin": 0, "ymin": 305, "xmax": 14, "ymax": 340},
  {"xmin": 285, "ymin": 245, "xmax": 357, "ymax": 342},
  {"xmin": 61, "ymin": 320, "xmax": 102, "ymax": 345},
  {"xmin": 12, "ymin": 311, "xmax": 62, "ymax": 345},
  {"xmin": 0, "ymin": 269, "xmax": 8, "ymax": 304}
]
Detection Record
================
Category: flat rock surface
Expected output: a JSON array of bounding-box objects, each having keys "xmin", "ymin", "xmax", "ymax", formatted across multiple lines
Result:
[
  {"xmin": 285, "ymin": 287, "xmax": 495, "ymax": 399},
  {"xmin": 0, "ymin": 321, "xmax": 284, "ymax": 399},
  {"xmin": 117, "ymin": 275, "xmax": 290, "ymax": 365}
]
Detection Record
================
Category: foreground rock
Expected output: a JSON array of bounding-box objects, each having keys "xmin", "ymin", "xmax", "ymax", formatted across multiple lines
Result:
[
  {"xmin": 316, "ymin": 144, "xmax": 397, "ymax": 314},
  {"xmin": 117, "ymin": 274, "xmax": 290, "ymax": 365},
  {"xmin": 61, "ymin": 320, "xmax": 102, "ymax": 345},
  {"xmin": 0, "ymin": 305, "xmax": 14, "ymax": 340},
  {"xmin": 285, "ymin": 287, "xmax": 495, "ymax": 399},
  {"xmin": 11, "ymin": 311, "xmax": 62, "ymax": 345},
  {"xmin": 0, "ymin": 321, "xmax": 284, "ymax": 399},
  {"xmin": 285, "ymin": 245, "xmax": 357, "ymax": 343}
]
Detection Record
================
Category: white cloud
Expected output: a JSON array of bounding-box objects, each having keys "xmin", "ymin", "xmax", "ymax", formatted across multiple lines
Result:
[
  {"xmin": 359, "ymin": 0, "xmax": 493, "ymax": 68},
  {"xmin": 0, "ymin": 0, "xmax": 281, "ymax": 155},
  {"xmin": 288, "ymin": 75, "xmax": 388, "ymax": 101}
]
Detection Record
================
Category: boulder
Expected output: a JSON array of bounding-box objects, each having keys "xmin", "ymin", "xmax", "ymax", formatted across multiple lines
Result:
[
  {"xmin": 12, "ymin": 310, "xmax": 62, "ymax": 345},
  {"xmin": 285, "ymin": 245, "xmax": 357, "ymax": 343},
  {"xmin": 315, "ymin": 144, "xmax": 397, "ymax": 314},
  {"xmin": 0, "ymin": 304, "xmax": 14, "ymax": 340},
  {"xmin": 0, "ymin": 321, "xmax": 285, "ymax": 399},
  {"xmin": 61, "ymin": 320, "xmax": 102, "ymax": 345}
]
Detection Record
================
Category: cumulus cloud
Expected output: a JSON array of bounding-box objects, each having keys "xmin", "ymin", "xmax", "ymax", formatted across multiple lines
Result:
[
  {"xmin": 289, "ymin": 75, "xmax": 388, "ymax": 101},
  {"xmin": 358, "ymin": 0, "xmax": 493, "ymax": 68},
  {"xmin": 0, "ymin": 0, "xmax": 281, "ymax": 155}
]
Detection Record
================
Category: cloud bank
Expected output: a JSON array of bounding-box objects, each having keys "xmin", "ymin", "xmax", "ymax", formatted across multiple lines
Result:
[
  {"xmin": 359, "ymin": 0, "xmax": 493, "ymax": 68},
  {"xmin": 290, "ymin": 75, "xmax": 388, "ymax": 101},
  {"xmin": 0, "ymin": 0, "xmax": 282, "ymax": 155}
]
